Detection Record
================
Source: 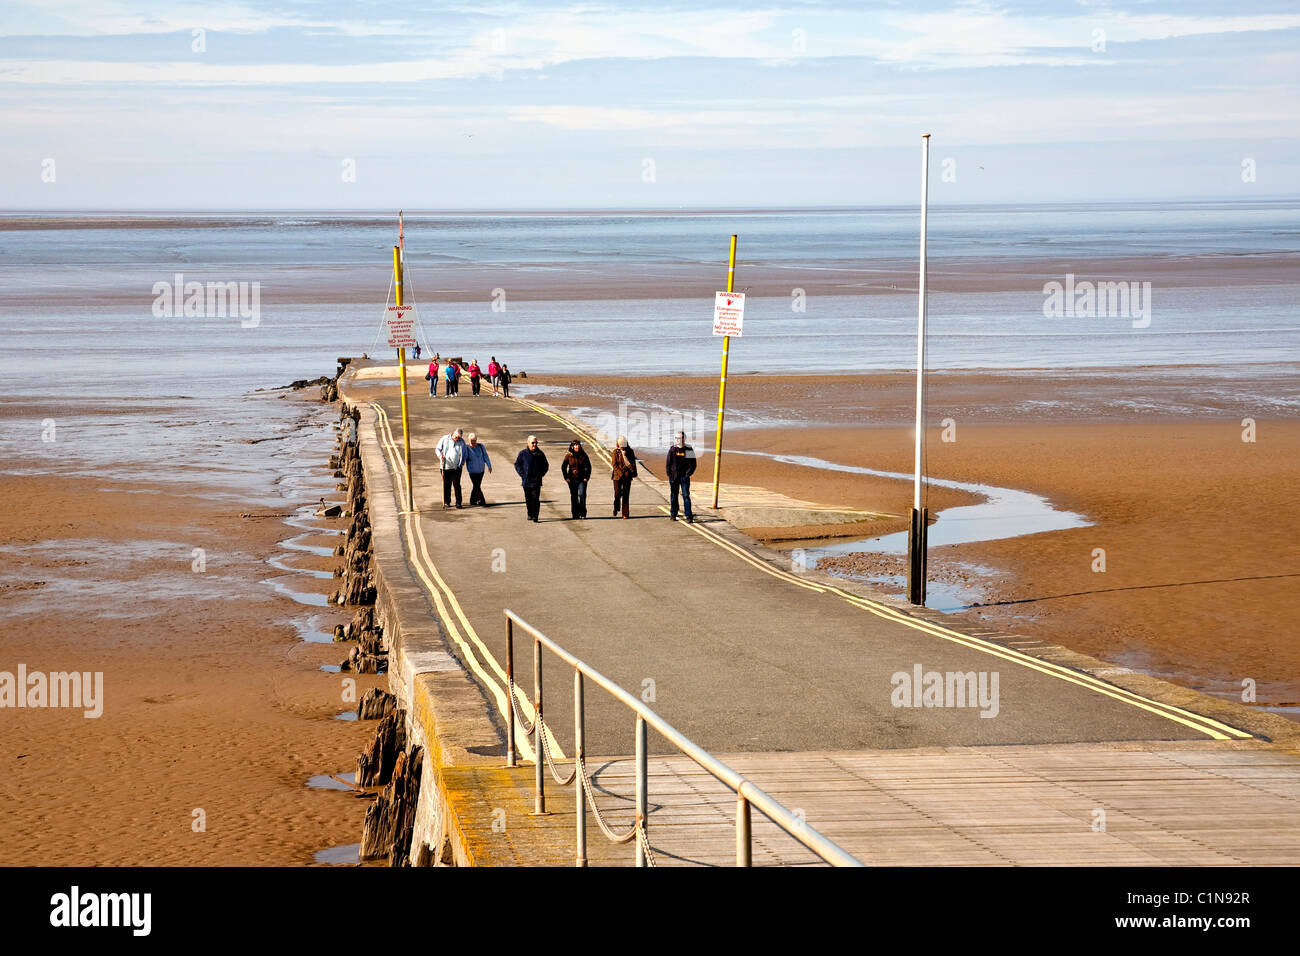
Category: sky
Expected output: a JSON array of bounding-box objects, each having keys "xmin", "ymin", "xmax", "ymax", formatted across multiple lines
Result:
[{"xmin": 1, "ymin": 0, "xmax": 1298, "ymax": 208}]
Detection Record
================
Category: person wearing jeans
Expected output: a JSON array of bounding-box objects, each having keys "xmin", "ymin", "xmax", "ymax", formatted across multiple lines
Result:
[
  {"xmin": 464, "ymin": 432, "xmax": 493, "ymax": 506},
  {"xmin": 561, "ymin": 439, "xmax": 592, "ymax": 519},
  {"xmin": 665, "ymin": 431, "xmax": 696, "ymax": 523}
]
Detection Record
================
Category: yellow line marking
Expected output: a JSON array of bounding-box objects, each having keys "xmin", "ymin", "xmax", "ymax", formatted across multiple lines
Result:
[{"xmin": 503, "ymin": 397, "xmax": 1249, "ymax": 741}]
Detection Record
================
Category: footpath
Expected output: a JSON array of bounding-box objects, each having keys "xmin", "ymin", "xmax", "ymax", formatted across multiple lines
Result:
[{"xmin": 339, "ymin": 358, "xmax": 1300, "ymax": 866}]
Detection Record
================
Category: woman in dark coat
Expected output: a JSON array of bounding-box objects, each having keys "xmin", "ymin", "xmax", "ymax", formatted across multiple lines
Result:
[
  {"xmin": 610, "ymin": 436, "xmax": 637, "ymax": 518},
  {"xmin": 561, "ymin": 440, "xmax": 592, "ymax": 519}
]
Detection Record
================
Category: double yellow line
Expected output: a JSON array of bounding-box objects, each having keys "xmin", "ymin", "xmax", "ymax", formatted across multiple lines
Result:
[
  {"xmin": 516, "ymin": 397, "xmax": 1251, "ymax": 742},
  {"xmin": 367, "ymin": 401, "xmax": 567, "ymax": 762}
]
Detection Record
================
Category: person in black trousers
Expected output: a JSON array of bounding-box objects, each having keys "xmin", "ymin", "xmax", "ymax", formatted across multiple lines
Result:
[
  {"xmin": 561, "ymin": 439, "xmax": 592, "ymax": 519},
  {"xmin": 514, "ymin": 434, "xmax": 548, "ymax": 522}
]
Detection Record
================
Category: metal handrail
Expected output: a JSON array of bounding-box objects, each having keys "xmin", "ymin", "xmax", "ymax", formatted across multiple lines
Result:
[{"xmin": 503, "ymin": 609, "xmax": 864, "ymax": 868}]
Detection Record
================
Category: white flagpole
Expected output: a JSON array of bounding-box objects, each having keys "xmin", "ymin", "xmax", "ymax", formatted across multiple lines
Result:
[{"xmin": 908, "ymin": 134, "xmax": 931, "ymax": 606}]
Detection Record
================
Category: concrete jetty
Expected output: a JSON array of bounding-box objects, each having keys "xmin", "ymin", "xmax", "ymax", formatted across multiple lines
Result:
[{"xmin": 339, "ymin": 359, "xmax": 1300, "ymax": 866}]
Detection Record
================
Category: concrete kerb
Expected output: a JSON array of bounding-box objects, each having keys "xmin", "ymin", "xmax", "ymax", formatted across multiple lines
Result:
[
  {"xmin": 341, "ymin": 372, "xmax": 583, "ymax": 866},
  {"xmin": 521, "ymin": 397, "xmax": 1300, "ymax": 753}
]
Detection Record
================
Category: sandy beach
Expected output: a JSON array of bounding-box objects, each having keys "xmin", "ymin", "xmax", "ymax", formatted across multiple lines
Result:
[
  {"xmin": 523, "ymin": 368, "xmax": 1300, "ymax": 715},
  {"xmin": 0, "ymin": 391, "xmax": 381, "ymax": 865}
]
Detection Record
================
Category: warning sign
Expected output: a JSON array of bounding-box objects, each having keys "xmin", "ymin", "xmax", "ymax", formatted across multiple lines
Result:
[
  {"xmin": 384, "ymin": 304, "xmax": 417, "ymax": 349},
  {"xmin": 712, "ymin": 291, "xmax": 745, "ymax": 337}
]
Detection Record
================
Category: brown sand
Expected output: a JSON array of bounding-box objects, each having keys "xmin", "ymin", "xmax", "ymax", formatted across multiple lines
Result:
[
  {"xmin": 0, "ymin": 429, "xmax": 382, "ymax": 865},
  {"xmin": 529, "ymin": 370, "xmax": 1300, "ymax": 712}
]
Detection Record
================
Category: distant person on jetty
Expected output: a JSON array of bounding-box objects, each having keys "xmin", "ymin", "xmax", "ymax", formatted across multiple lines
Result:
[
  {"xmin": 488, "ymin": 357, "xmax": 501, "ymax": 395},
  {"xmin": 413, "ymin": 344, "xmax": 421, "ymax": 361},
  {"xmin": 665, "ymin": 431, "xmax": 696, "ymax": 523},
  {"xmin": 500, "ymin": 364, "xmax": 512, "ymax": 398},
  {"xmin": 611, "ymin": 436, "xmax": 638, "ymax": 519},
  {"xmin": 427, "ymin": 359, "xmax": 439, "ymax": 397},
  {"xmin": 514, "ymin": 435, "xmax": 549, "ymax": 522},
  {"xmin": 465, "ymin": 432, "xmax": 493, "ymax": 506},
  {"xmin": 561, "ymin": 439, "xmax": 592, "ymax": 520},
  {"xmin": 468, "ymin": 359, "xmax": 482, "ymax": 396},
  {"xmin": 436, "ymin": 428, "xmax": 468, "ymax": 509}
]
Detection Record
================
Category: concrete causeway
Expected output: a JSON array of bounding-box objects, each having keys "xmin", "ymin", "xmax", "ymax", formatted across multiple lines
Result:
[{"xmin": 340, "ymin": 359, "xmax": 1300, "ymax": 866}]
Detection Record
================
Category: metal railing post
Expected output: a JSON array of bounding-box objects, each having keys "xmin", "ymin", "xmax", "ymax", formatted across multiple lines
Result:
[
  {"xmin": 736, "ymin": 794, "xmax": 752, "ymax": 866},
  {"xmin": 635, "ymin": 714, "xmax": 647, "ymax": 867},
  {"xmin": 500, "ymin": 609, "xmax": 864, "ymax": 867},
  {"xmin": 575, "ymin": 669, "xmax": 586, "ymax": 867},
  {"xmin": 505, "ymin": 616, "xmax": 516, "ymax": 768},
  {"xmin": 533, "ymin": 638, "xmax": 545, "ymax": 814}
]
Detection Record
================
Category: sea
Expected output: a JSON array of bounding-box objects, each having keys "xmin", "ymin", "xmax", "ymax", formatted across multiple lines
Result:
[
  {"xmin": 2, "ymin": 201, "xmax": 1298, "ymax": 401},
  {"xmin": 0, "ymin": 200, "xmax": 1297, "ymax": 481}
]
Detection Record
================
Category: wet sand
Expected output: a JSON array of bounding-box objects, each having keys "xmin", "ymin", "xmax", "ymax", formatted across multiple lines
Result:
[
  {"xmin": 0, "ymin": 394, "xmax": 381, "ymax": 865},
  {"xmin": 525, "ymin": 370, "xmax": 1300, "ymax": 714}
]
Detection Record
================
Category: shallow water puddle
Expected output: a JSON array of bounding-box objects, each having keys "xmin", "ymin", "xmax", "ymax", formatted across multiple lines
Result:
[
  {"xmin": 734, "ymin": 449, "xmax": 1090, "ymax": 555},
  {"xmin": 289, "ymin": 614, "xmax": 339, "ymax": 644},
  {"xmin": 267, "ymin": 552, "xmax": 336, "ymax": 578},
  {"xmin": 313, "ymin": 843, "xmax": 360, "ymax": 865},
  {"xmin": 263, "ymin": 578, "xmax": 331, "ymax": 606},
  {"xmin": 306, "ymin": 772, "xmax": 357, "ymax": 791}
]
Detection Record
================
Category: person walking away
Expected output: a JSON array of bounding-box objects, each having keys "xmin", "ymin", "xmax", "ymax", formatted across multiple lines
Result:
[
  {"xmin": 465, "ymin": 432, "xmax": 493, "ymax": 506},
  {"xmin": 665, "ymin": 430, "xmax": 696, "ymax": 523},
  {"xmin": 413, "ymin": 344, "xmax": 421, "ymax": 361},
  {"xmin": 561, "ymin": 439, "xmax": 592, "ymax": 519},
  {"xmin": 487, "ymin": 357, "xmax": 501, "ymax": 396},
  {"xmin": 468, "ymin": 360, "xmax": 482, "ymax": 396},
  {"xmin": 427, "ymin": 360, "xmax": 439, "ymax": 397},
  {"xmin": 500, "ymin": 364, "xmax": 512, "ymax": 398},
  {"xmin": 514, "ymin": 435, "xmax": 549, "ymax": 522},
  {"xmin": 444, "ymin": 360, "xmax": 456, "ymax": 396},
  {"xmin": 611, "ymin": 436, "xmax": 637, "ymax": 518},
  {"xmin": 436, "ymin": 428, "xmax": 468, "ymax": 509}
]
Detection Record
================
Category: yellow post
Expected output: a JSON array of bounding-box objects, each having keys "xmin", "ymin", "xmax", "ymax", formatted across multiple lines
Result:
[
  {"xmin": 394, "ymin": 244, "xmax": 415, "ymax": 512},
  {"xmin": 710, "ymin": 234, "xmax": 738, "ymax": 509}
]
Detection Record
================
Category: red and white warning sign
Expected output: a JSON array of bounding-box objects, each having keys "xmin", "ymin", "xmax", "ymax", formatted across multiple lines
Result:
[
  {"xmin": 384, "ymin": 304, "xmax": 417, "ymax": 349},
  {"xmin": 712, "ymin": 291, "xmax": 745, "ymax": 337}
]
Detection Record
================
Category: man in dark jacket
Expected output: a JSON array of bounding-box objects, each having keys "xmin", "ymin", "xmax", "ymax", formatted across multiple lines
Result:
[
  {"xmin": 665, "ymin": 430, "xmax": 696, "ymax": 523},
  {"xmin": 514, "ymin": 435, "xmax": 549, "ymax": 522}
]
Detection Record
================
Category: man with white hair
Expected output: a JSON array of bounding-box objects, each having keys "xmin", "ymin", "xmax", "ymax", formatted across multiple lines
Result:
[
  {"xmin": 513, "ymin": 434, "xmax": 549, "ymax": 522},
  {"xmin": 436, "ymin": 427, "xmax": 468, "ymax": 509}
]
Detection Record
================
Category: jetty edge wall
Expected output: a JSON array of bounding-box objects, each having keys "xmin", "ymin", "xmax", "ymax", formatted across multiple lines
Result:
[{"xmin": 338, "ymin": 365, "xmax": 573, "ymax": 866}]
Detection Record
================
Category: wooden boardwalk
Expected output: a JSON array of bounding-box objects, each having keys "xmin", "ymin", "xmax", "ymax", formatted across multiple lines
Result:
[{"xmin": 566, "ymin": 743, "xmax": 1300, "ymax": 866}]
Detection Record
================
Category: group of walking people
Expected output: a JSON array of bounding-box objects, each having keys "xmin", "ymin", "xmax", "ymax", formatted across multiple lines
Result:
[
  {"xmin": 426, "ymin": 355, "xmax": 511, "ymax": 398},
  {"xmin": 514, "ymin": 431, "xmax": 697, "ymax": 523},
  {"xmin": 434, "ymin": 426, "xmax": 698, "ymax": 524}
]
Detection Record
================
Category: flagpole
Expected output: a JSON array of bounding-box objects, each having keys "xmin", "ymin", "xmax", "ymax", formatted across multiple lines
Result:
[{"xmin": 907, "ymin": 135, "xmax": 930, "ymax": 605}]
